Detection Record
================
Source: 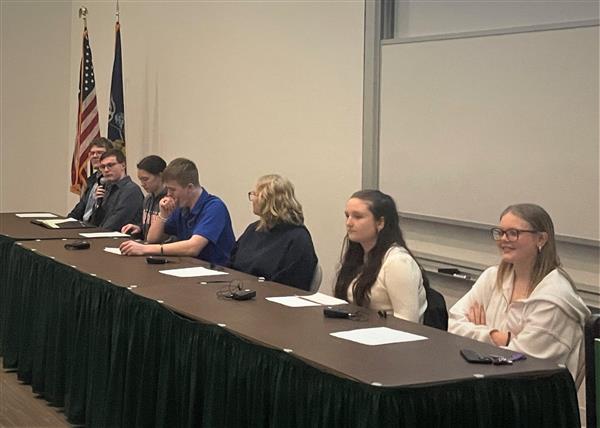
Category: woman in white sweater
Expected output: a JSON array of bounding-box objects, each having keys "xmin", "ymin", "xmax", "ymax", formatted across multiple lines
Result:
[
  {"xmin": 333, "ymin": 190, "xmax": 427, "ymax": 323},
  {"xmin": 448, "ymin": 203, "xmax": 590, "ymax": 385}
]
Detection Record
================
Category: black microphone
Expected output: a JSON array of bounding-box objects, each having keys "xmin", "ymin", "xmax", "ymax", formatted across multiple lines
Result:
[{"xmin": 96, "ymin": 177, "xmax": 107, "ymax": 207}]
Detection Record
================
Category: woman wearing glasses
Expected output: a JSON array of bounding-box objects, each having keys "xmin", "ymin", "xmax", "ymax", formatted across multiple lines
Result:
[
  {"xmin": 229, "ymin": 174, "xmax": 318, "ymax": 291},
  {"xmin": 333, "ymin": 190, "xmax": 427, "ymax": 322},
  {"xmin": 448, "ymin": 203, "xmax": 590, "ymax": 384}
]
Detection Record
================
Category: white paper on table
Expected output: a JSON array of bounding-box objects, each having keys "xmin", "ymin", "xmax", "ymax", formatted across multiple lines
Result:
[
  {"xmin": 37, "ymin": 217, "xmax": 79, "ymax": 228},
  {"xmin": 104, "ymin": 247, "xmax": 122, "ymax": 255},
  {"xmin": 50, "ymin": 217, "xmax": 78, "ymax": 224},
  {"xmin": 265, "ymin": 296, "xmax": 320, "ymax": 307},
  {"xmin": 79, "ymin": 231, "xmax": 130, "ymax": 238},
  {"xmin": 300, "ymin": 292, "xmax": 347, "ymax": 306},
  {"xmin": 16, "ymin": 213, "xmax": 57, "ymax": 218},
  {"xmin": 159, "ymin": 266, "xmax": 229, "ymax": 278},
  {"xmin": 330, "ymin": 327, "xmax": 427, "ymax": 346}
]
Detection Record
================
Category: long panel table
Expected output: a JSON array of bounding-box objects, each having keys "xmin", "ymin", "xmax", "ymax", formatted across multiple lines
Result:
[
  {"xmin": 0, "ymin": 212, "xmax": 107, "ymax": 241},
  {"xmin": 0, "ymin": 235, "xmax": 581, "ymax": 427}
]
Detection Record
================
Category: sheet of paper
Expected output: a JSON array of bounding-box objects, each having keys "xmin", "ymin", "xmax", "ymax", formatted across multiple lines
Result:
[
  {"xmin": 50, "ymin": 217, "xmax": 78, "ymax": 224},
  {"xmin": 16, "ymin": 213, "xmax": 57, "ymax": 218},
  {"xmin": 300, "ymin": 292, "xmax": 347, "ymax": 306},
  {"xmin": 159, "ymin": 266, "xmax": 229, "ymax": 278},
  {"xmin": 330, "ymin": 327, "xmax": 427, "ymax": 346},
  {"xmin": 266, "ymin": 296, "xmax": 320, "ymax": 307},
  {"xmin": 79, "ymin": 231, "xmax": 130, "ymax": 238},
  {"xmin": 104, "ymin": 247, "xmax": 122, "ymax": 255},
  {"xmin": 38, "ymin": 218, "xmax": 79, "ymax": 228}
]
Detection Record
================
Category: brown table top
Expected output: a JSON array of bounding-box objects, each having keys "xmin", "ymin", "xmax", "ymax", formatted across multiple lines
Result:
[
  {"xmin": 19, "ymin": 238, "xmax": 570, "ymax": 387},
  {"xmin": 0, "ymin": 212, "xmax": 107, "ymax": 240}
]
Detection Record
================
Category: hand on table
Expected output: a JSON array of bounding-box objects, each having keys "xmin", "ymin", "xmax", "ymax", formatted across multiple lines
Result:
[
  {"xmin": 121, "ymin": 224, "xmax": 141, "ymax": 235},
  {"xmin": 119, "ymin": 240, "xmax": 148, "ymax": 256}
]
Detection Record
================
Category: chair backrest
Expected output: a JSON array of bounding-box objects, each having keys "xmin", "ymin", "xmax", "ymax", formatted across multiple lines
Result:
[
  {"xmin": 585, "ymin": 313, "xmax": 600, "ymax": 428},
  {"xmin": 308, "ymin": 264, "xmax": 322, "ymax": 293},
  {"xmin": 422, "ymin": 286, "xmax": 448, "ymax": 331}
]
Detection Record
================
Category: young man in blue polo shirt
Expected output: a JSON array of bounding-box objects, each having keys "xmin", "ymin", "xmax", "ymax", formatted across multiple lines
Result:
[{"xmin": 119, "ymin": 158, "xmax": 235, "ymax": 265}]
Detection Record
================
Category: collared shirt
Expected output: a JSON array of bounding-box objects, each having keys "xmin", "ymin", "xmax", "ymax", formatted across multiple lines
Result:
[
  {"xmin": 68, "ymin": 171, "xmax": 101, "ymax": 221},
  {"xmin": 90, "ymin": 175, "xmax": 144, "ymax": 232},
  {"xmin": 164, "ymin": 188, "xmax": 235, "ymax": 265},
  {"xmin": 83, "ymin": 180, "xmax": 100, "ymax": 222}
]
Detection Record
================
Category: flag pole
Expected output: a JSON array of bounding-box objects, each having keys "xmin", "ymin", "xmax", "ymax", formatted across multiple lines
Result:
[
  {"xmin": 79, "ymin": 6, "xmax": 89, "ymax": 185},
  {"xmin": 79, "ymin": 6, "xmax": 88, "ymax": 27},
  {"xmin": 72, "ymin": 6, "xmax": 88, "ymax": 194},
  {"xmin": 108, "ymin": 0, "xmax": 126, "ymax": 149}
]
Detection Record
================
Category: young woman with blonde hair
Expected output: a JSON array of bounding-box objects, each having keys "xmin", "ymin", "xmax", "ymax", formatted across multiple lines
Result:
[
  {"xmin": 229, "ymin": 174, "xmax": 318, "ymax": 291},
  {"xmin": 449, "ymin": 203, "xmax": 590, "ymax": 385}
]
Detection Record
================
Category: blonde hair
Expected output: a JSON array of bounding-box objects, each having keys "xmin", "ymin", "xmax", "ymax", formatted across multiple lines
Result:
[
  {"xmin": 496, "ymin": 203, "xmax": 575, "ymax": 294},
  {"xmin": 254, "ymin": 174, "xmax": 304, "ymax": 231}
]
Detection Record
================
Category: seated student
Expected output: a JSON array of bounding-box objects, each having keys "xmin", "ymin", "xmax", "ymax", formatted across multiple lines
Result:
[
  {"xmin": 68, "ymin": 137, "xmax": 113, "ymax": 222},
  {"xmin": 119, "ymin": 158, "xmax": 235, "ymax": 265},
  {"xmin": 121, "ymin": 155, "xmax": 167, "ymax": 240},
  {"xmin": 229, "ymin": 174, "xmax": 318, "ymax": 291},
  {"xmin": 333, "ymin": 190, "xmax": 427, "ymax": 322},
  {"xmin": 448, "ymin": 203, "xmax": 590, "ymax": 385},
  {"xmin": 90, "ymin": 149, "xmax": 144, "ymax": 231}
]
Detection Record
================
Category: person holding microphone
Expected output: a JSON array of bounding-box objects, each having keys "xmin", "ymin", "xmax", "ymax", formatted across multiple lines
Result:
[{"xmin": 89, "ymin": 149, "xmax": 143, "ymax": 232}]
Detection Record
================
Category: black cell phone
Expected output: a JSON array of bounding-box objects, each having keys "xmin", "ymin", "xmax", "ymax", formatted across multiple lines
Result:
[
  {"xmin": 231, "ymin": 289, "xmax": 256, "ymax": 301},
  {"xmin": 64, "ymin": 240, "xmax": 90, "ymax": 250},
  {"xmin": 146, "ymin": 256, "xmax": 167, "ymax": 264},
  {"xmin": 323, "ymin": 307, "xmax": 352, "ymax": 319},
  {"xmin": 460, "ymin": 349, "xmax": 492, "ymax": 364}
]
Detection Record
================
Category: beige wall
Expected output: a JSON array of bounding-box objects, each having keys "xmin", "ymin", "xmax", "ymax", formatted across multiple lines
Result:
[
  {"xmin": 1, "ymin": 1, "xmax": 72, "ymax": 214},
  {"xmin": 1, "ymin": 1, "xmax": 365, "ymax": 290}
]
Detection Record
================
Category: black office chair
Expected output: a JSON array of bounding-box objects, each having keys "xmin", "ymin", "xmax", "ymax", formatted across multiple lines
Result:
[
  {"xmin": 423, "ymin": 285, "xmax": 448, "ymax": 331},
  {"xmin": 585, "ymin": 313, "xmax": 600, "ymax": 428},
  {"xmin": 308, "ymin": 264, "xmax": 322, "ymax": 293}
]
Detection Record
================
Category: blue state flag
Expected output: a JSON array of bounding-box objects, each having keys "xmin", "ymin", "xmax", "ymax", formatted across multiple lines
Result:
[{"xmin": 108, "ymin": 21, "xmax": 125, "ymax": 146}]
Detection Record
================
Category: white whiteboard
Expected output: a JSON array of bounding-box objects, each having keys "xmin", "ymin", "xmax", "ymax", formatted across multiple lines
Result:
[
  {"xmin": 379, "ymin": 26, "xmax": 599, "ymax": 241},
  {"xmin": 395, "ymin": 0, "xmax": 599, "ymax": 38}
]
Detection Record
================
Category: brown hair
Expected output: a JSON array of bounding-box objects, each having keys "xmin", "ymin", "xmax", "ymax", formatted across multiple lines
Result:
[
  {"xmin": 100, "ymin": 148, "xmax": 126, "ymax": 164},
  {"xmin": 90, "ymin": 137, "xmax": 113, "ymax": 151},
  {"xmin": 334, "ymin": 190, "xmax": 428, "ymax": 307},
  {"xmin": 162, "ymin": 158, "xmax": 200, "ymax": 187}
]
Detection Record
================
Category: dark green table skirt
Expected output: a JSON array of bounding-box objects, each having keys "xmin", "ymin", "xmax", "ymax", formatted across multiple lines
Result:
[{"xmin": 0, "ymin": 240, "xmax": 580, "ymax": 427}]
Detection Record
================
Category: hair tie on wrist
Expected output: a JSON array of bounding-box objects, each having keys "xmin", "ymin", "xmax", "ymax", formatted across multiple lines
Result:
[{"xmin": 506, "ymin": 331, "xmax": 511, "ymax": 346}]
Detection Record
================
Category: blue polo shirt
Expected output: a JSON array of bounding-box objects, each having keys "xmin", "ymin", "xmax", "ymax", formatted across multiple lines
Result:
[{"xmin": 164, "ymin": 189, "xmax": 235, "ymax": 265}]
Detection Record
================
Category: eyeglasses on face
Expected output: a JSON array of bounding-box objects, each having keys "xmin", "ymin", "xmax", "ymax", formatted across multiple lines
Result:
[
  {"xmin": 490, "ymin": 227, "xmax": 538, "ymax": 241},
  {"xmin": 247, "ymin": 191, "xmax": 257, "ymax": 201},
  {"xmin": 99, "ymin": 162, "xmax": 119, "ymax": 170}
]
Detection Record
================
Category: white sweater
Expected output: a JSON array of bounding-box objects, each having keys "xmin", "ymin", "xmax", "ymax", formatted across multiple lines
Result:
[
  {"xmin": 448, "ymin": 266, "xmax": 590, "ymax": 385},
  {"xmin": 346, "ymin": 246, "xmax": 427, "ymax": 323}
]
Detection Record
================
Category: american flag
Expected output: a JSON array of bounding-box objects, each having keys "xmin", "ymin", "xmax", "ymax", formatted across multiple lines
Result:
[{"xmin": 70, "ymin": 26, "xmax": 101, "ymax": 194}]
